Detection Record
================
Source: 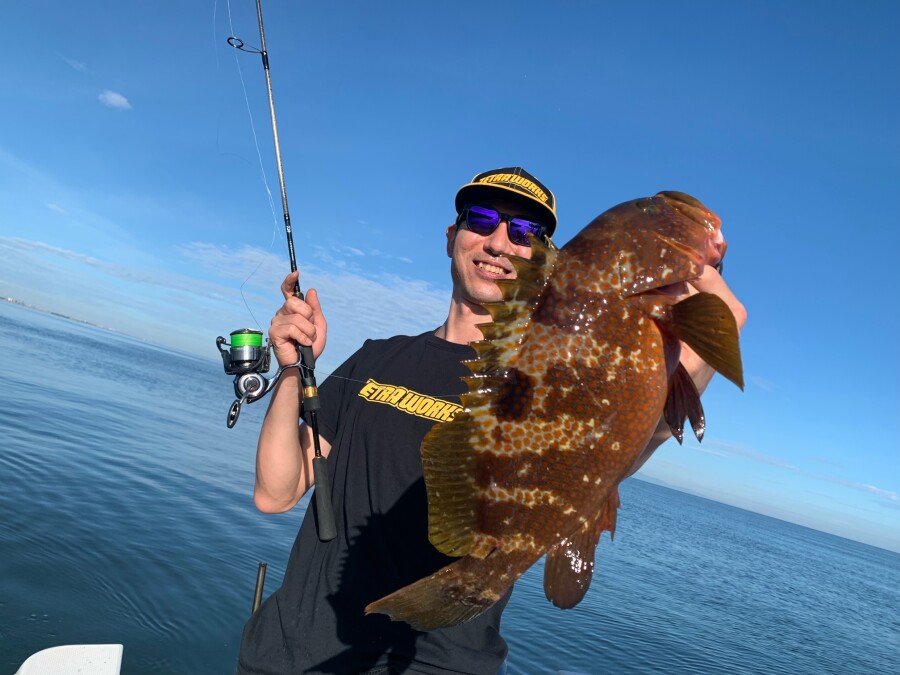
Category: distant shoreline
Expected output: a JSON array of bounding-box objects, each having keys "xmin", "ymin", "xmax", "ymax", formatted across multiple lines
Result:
[
  {"xmin": 1, "ymin": 297, "xmax": 208, "ymax": 363},
  {"xmin": 2, "ymin": 296, "xmax": 122, "ymax": 334}
]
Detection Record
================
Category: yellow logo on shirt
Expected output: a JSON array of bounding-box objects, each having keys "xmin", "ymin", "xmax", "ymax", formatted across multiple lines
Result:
[{"xmin": 358, "ymin": 379, "xmax": 462, "ymax": 422}]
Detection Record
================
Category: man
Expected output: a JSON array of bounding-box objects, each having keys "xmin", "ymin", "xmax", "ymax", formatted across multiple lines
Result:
[{"xmin": 236, "ymin": 167, "xmax": 747, "ymax": 674}]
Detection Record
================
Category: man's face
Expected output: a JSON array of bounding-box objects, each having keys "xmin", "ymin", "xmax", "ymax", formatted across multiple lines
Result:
[{"xmin": 446, "ymin": 198, "xmax": 548, "ymax": 307}]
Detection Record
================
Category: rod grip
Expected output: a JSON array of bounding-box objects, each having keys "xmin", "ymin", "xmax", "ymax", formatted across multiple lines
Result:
[
  {"xmin": 312, "ymin": 456, "xmax": 336, "ymax": 541},
  {"xmin": 292, "ymin": 289, "xmax": 317, "ymax": 371},
  {"xmin": 299, "ymin": 343, "xmax": 317, "ymax": 371}
]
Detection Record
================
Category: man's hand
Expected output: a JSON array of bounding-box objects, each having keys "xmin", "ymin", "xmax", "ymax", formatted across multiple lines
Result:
[
  {"xmin": 269, "ymin": 271, "xmax": 327, "ymax": 367},
  {"xmin": 627, "ymin": 265, "xmax": 747, "ymax": 477}
]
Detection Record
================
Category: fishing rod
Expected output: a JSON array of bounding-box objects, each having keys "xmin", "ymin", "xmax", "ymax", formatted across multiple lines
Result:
[{"xmin": 216, "ymin": 0, "xmax": 336, "ymax": 542}]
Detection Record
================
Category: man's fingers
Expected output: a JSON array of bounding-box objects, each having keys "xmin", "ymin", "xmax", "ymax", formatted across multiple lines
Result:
[
  {"xmin": 282, "ymin": 294, "xmax": 314, "ymax": 319},
  {"xmin": 280, "ymin": 271, "xmax": 300, "ymax": 301},
  {"xmin": 688, "ymin": 266, "xmax": 747, "ymax": 332},
  {"xmin": 305, "ymin": 288, "xmax": 325, "ymax": 325},
  {"xmin": 305, "ymin": 287, "xmax": 321, "ymax": 312},
  {"xmin": 271, "ymin": 274, "xmax": 326, "ymax": 366},
  {"xmin": 270, "ymin": 317, "xmax": 316, "ymax": 351}
]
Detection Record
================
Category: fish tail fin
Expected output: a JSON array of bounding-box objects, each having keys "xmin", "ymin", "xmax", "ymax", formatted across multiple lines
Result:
[{"xmin": 365, "ymin": 556, "xmax": 509, "ymax": 631}]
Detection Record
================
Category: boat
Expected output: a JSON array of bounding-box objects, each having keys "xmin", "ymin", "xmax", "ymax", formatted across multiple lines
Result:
[{"xmin": 15, "ymin": 644, "xmax": 123, "ymax": 675}]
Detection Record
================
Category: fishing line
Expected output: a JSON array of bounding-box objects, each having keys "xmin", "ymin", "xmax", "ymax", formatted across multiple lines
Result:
[
  {"xmin": 213, "ymin": 2, "xmax": 467, "ymax": 403},
  {"xmin": 211, "ymin": 5, "xmax": 361, "ymax": 390},
  {"xmin": 216, "ymin": 0, "xmax": 336, "ymax": 542},
  {"xmin": 211, "ymin": 0, "xmax": 284, "ymax": 330}
]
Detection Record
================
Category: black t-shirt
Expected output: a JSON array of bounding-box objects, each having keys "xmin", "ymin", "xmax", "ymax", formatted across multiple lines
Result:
[{"xmin": 237, "ymin": 332, "xmax": 511, "ymax": 675}]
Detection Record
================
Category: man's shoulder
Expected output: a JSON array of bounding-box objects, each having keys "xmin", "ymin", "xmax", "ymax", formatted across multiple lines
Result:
[
  {"xmin": 358, "ymin": 331, "xmax": 433, "ymax": 354},
  {"xmin": 361, "ymin": 331, "xmax": 475, "ymax": 359},
  {"xmin": 339, "ymin": 331, "xmax": 473, "ymax": 380},
  {"xmin": 329, "ymin": 333, "xmax": 429, "ymax": 377}
]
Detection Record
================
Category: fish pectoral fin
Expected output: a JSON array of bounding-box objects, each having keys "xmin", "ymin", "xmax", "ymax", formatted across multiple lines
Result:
[
  {"xmin": 543, "ymin": 488, "xmax": 621, "ymax": 609},
  {"xmin": 671, "ymin": 292, "xmax": 744, "ymax": 390},
  {"xmin": 664, "ymin": 362, "xmax": 706, "ymax": 443}
]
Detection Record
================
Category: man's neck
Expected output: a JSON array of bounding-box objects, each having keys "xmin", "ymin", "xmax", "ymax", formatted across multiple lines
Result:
[{"xmin": 436, "ymin": 296, "xmax": 491, "ymax": 345}]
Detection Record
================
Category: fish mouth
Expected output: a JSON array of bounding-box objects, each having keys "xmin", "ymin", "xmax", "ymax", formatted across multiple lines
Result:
[
  {"xmin": 659, "ymin": 191, "xmax": 722, "ymax": 232},
  {"xmin": 658, "ymin": 192, "xmax": 727, "ymax": 268},
  {"xmin": 646, "ymin": 281, "xmax": 689, "ymax": 297}
]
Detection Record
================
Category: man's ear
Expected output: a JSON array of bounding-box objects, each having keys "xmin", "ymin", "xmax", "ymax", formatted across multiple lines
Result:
[{"xmin": 445, "ymin": 223, "xmax": 457, "ymax": 258}]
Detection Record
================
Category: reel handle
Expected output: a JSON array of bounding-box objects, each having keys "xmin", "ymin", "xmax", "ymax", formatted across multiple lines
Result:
[{"xmin": 227, "ymin": 398, "xmax": 243, "ymax": 428}]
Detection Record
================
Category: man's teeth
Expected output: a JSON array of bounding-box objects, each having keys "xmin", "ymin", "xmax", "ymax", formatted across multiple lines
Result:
[{"xmin": 476, "ymin": 262, "xmax": 506, "ymax": 275}]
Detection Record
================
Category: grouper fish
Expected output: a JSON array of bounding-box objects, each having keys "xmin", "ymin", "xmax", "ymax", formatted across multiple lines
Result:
[{"xmin": 366, "ymin": 192, "xmax": 744, "ymax": 630}]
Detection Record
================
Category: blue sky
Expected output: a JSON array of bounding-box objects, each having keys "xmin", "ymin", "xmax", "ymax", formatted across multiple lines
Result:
[{"xmin": 2, "ymin": 1, "xmax": 898, "ymax": 553}]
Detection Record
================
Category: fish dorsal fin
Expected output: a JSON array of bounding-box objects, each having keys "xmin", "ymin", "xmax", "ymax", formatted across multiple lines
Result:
[
  {"xmin": 466, "ymin": 236, "xmax": 558, "ymax": 378},
  {"xmin": 671, "ymin": 292, "xmax": 744, "ymax": 390},
  {"xmin": 543, "ymin": 488, "xmax": 621, "ymax": 608},
  {"xmin": 422, "ymin": 236, "xmax": 557, "ymax": 557},
  {"xmin": 664, "ymin": 362, "xmax": 706, "ymax": 443}
]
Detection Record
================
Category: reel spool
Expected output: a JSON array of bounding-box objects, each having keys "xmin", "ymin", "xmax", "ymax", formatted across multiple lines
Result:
[
  {"xmin": 220, "ymin": 329, "xmax": 270, "ymax": 375},
  {"xmin": 216, "ymin": 329, "xmax": 277, "ymax": 427}
]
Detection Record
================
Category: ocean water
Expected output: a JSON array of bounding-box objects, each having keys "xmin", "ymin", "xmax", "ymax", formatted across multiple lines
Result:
[{"xmin": 1, "ymin": 301, "xmax": 898, "ymax": 674}]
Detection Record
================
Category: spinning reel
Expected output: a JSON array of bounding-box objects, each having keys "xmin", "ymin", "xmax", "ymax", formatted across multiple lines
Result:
[{"xmin": 216, "ymin": 329, "xmax": 300, "ymax": 428}]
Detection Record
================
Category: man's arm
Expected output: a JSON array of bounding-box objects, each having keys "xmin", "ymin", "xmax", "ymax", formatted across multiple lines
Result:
[
  {"xmin": 627, "ymin": 265, "xmax": 747, "ymax": 477},
  {"xmin": 253, "ymin": 372, "xmax": 333, "ymax": 513},
  {"xmin": 253, "ymin": 271, "xmax": 330, "ymax": 513}
]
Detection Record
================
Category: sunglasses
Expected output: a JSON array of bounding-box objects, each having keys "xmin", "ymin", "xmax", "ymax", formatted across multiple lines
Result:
[{"xmin": 456, "ymin": 205, "xmax": 548, "ymax": 247}]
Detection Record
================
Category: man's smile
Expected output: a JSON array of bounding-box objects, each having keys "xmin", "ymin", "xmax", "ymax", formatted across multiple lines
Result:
[{"xmin": 474, "ymin": 260, "xmax": 511, "ymax": 277}]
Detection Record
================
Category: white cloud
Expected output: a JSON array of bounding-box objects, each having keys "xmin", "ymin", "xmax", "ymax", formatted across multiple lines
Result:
[
  {"xmin": 859, "ymin": 484, "xmax": 899, "ymax": 501},
  {"xmin": 748, "ymin": 375, "xmax": 774, "ymax": 391},
  {"xmin": 1, "ymin": 236, "xmax": 448, "ymax": 373},
  {"xmin": 310, "ymin": 241, "xmax": 416, "ymax": 273},
  {"xmin": 694, "ymin": 439, "xmax": 798, "ymax": 469},
  {"xmin": 177, "ymin": 241, "xmax": 449, "ymax": 366},
  {"xmin": 178, "ymin": 242, "xmax": 280, "ymax": 283},
  {"xmin": 688, "ymin": 437, "xmax": 900, "ymax": 508},
  {"xmin": 692, "ymin": 445, "xmax": 730, "ymax": 459},
  {"xmin": 45, "ymin": 203, "xmax": 69, "ymax": 215},
  {"xmin": 829, "ymin": 480, "xmax": 899, "ymax": 505},
  {"xmin": 3, "ymin": 237, "xmax": 102, "ymax": 266},
  {"xmin": 99, "ymin": 90, "xmax": 132, "ymax": 110},
  {"xmin": 63, "ymin": 57, "xmax": 87, "ymax": 72}
]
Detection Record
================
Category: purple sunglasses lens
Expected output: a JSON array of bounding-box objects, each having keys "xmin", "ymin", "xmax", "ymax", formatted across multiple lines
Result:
[
  {"xmin": 508, "ymin": 218, "xmax": 543, "ymax": 245},
  {"xmin": 465, "ymin": 206, "xmax": 501, "ymax": 234}
]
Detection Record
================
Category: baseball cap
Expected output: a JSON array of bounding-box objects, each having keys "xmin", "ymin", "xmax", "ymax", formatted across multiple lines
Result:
[{"xmin": 455, "ymin": 167, "xmax": 557, "ymax": 237}]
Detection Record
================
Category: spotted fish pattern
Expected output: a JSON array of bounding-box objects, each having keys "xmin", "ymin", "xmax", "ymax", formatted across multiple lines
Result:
[{"xmin": 367, "ymin": 192, "xmax": 743, "ymax": 630}]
